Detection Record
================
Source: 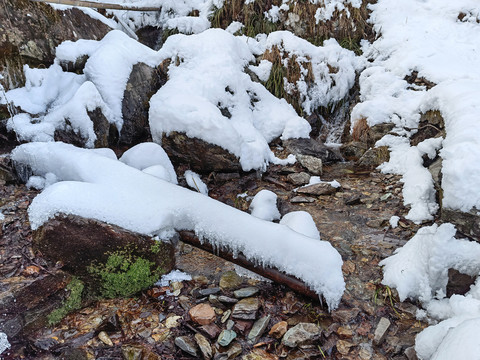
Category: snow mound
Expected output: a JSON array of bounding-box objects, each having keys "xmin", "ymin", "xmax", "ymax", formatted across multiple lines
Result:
[
  {"xmin": 249, "ymin": 190, "xmax": 280, "ymax": 222},
  {"xmin": 12, "ymin": 142, "xmax": 345, "ymax": 310},
  {"xmin": 150, "ymin": 29, "xmax": 310, "ymax": 172},
  {"xmin": 280, "ymin": 211, "xmax": 320, "ymax": 240},
  {"xmin": 381, "ymin": 223, "xmax": 480, "ymax": 359},
  {"xmin": 184, "ymin": 170, "xmax": 208, "ymax": 195}
]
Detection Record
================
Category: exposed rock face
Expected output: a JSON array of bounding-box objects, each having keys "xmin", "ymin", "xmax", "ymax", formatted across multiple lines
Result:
[
  {"xmin": 283, "ymin": 138, "xmax": 340, "ymax": 163},
  {"xmin": 0, "ymin": 0, "xmax": 111, "ymax": 91},
  {"xmin": 441, "ymin": 208, "xmax": 480, "ymax": 240},
  {"xmin": 161, "ymin": 132, "xmax": 241, "ymax": 173},
  {"xmin": 120, "ymin": 63, "xmax": 167, "ymax": 145},
  {"xmin": 356, "ymin": 146, "xmax": 390, "ymax": 168},
  {"xmin": 33, "ymin": 214, "xmax": 175, "ymax": 280}
]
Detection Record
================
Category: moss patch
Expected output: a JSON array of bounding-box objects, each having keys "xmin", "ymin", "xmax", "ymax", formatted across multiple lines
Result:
[
  {"xmin": 48, "ymin": 277, "xmax": 84, "ymax": 326},
  {"xmin": 88, "ymin": 245, "xmax": 164, "ymax": 299}
]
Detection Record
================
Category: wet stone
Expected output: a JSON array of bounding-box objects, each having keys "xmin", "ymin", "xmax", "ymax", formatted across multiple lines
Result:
[
  {"xmin": 199, "ymin": 287, "xmax": 221, "ymax": 297},
  {"xmin": 232, "ymin": 298, "xmax": 259, "ymax": 320},
  {"xmin": 373, "ymin": 317, "xmax": 391, "ymax": 346},
  {"xmin": 247, "ymin": 315, "xmax": 270, "ymax": 343},
  {"xmin": 195, "ymin": 333, "xmax": 213, "ymax": 360},
  {"xmin": 226, "ymin": 320, "xmax": 235, "ymax": 330},
  {"xmin": 217, "ymin": 329, "xmax": 237, "ymax": 347},
  {"xmin": 287, "ymin": 172, "xmax": 311, "ymax": 185},
  {"xmin": 218, "ymin": 295, "xmax": 238, "ymax": 304},
  {"xmin": 233, "ymin": 287, "xmax": 259, "ymax": 299},
  {"xmin": 281, "ymin": 322, "xmax": 321, "ymax": 348},
  {"xmin": 234, "ymin": 320, "xmax": 253, "ymax": 335},
  {"xmin": 200, "ymin": 323, "xmax": 222, "ymax": 339},
  {"xmin": 219, "ymin": 271, "xmax": 243, "ymax": 290},
  {"xmin": 189, "ymin": 303, "xmax": 216, "ymax": 325},
  {"xmin": 269, "ymin": 320, "xmax": 288, "ymax": 339},
  {"xmin": 175, "ymin": 336, "xmax": 199, "ymax": 357}
]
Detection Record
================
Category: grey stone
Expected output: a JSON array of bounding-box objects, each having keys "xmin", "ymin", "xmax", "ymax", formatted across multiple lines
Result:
[
  {"xmin": 175, "ymin": 336, "xmax": 199, "ymax": 357},
  {"xmin": 405, "ymin": 346, "xmax": 418, "ymax": 360},
  {"xmin": 287, "ymin": 172, "xmax": 311, "ymax": 185},
  {"xmin": 356, "ymin": 146, "xmax": 390, "ymax": 168},
  {"xmin": 283, "ymin": 138, "xmax": 340, "ymax": 163},
  {"xmin": 373, "ymin": 317, "xmax": 391, "ymax": 346},
  {"xmin": 199, "ymin": 287, "xmax": 221, "ymax": 296},
  {"xmin": 226, "ymin": 320, "xmax": 235, "ymax": 330},
  {"xmin": 340, "ymin": 141, "xmax": 369, "ymax": 160},
  {"xmin": 217, "ymin": 329, "xmax": 237, "ymax": 347},
  {"xmin": 428, "ymin": 158, "xmax": 442, "ymax": 188},
  {"xmin": 195, "ymin": 333, "xmax": 213, "ymax": 359},
  {"xmin": 232, "ymin": 298, "xmax": 259, "ymax": 320},
  {"xmin": 233, "ymin": 287, "xmax": 259, "ymax": 299},
  {"xmin": 219, "ymin": 271, "xmax": 243, "ymax": 290},
  {"xmin": 297, "ymin": 182, "xmax": 338, "ymax": 196},
  {"xmin": 290, "ymin": 196, "xmax": 316, "ymax": 203},
  {"xmin": 214, "ymin": 341, "xmax": 242, "ymax": 360},
  {"xmin": 281, "ymin": 322, "xmax": 321, "ymax": 348},
  {"xmin": 441, "ymin": 208, "xmax": 480, "ymax": 239},
  {"xmin": 247, "ymin": 315, "xmax": 271, "ymax": 343},
  {"xmin": 296, "ymin": 155, "xmax": 323, "ymax": 175},
  {"xmin": 218, "ymin": 296, "xmax": 238, "ymax": 304}
]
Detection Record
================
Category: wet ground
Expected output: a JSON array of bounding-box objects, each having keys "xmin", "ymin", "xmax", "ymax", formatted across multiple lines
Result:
[{"xmin": 0, "ymin": 158, "xmax": 428, "ymax": 359}]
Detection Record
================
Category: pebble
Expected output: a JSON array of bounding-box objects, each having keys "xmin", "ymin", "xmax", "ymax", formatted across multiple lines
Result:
[
  {"xmin": 297, "ymin": 182, "xmax": 337, "ymax": 196},
  {"xmin": 296, "ymin": 154, "xmax": 323, "ymax": 175},
  {"xmin": 189, "ymin": 303, "xmax": 217, "ymax": 325},
  {"xmin": 194, "ymin": 333, "xmax": 213, "ymax": 359},
  {"xmin": 165, "ymin": 315, "xmax": 182, "ymax": 329},
  {"xmin": 233, "ymin": 287, "xmax": 259, "ymax": 299},
  {"xmin": 290, "ymin": 196, "xmax": 315, "ymax": 203},
  {"xmin": 98, "ymin": 331, "xmax": 113, "ymax": 346},
  {"xmin": 336, "ymin": 339, "xmax": 354, "ymax": 355},
  {"xmin": 331, "ymin": 308, "xmax": 360, "ymax": 323},
  {"xmin": 218, "ymin": 295, "xmax": 238, "ymax": 304},
  {"xmin": 281, "ymin": 322, "xmax": 321, "ymax": 347},
  {"xmin": 199, "ymin": 287, "xmax": 221, "ymax": 296},
  {"xmin": 122, "ymin": 345, "xmax": 143, "ymax": 360},
  {"xmin": 226, "ymin": 319, "xmax": 235, "ymax": 330},
  {"xmin": 221, "ymin": 309, "xmax": 232, "ymax": 323},
  {"xmin": 232, "ymin": 298, "xmax": 259, "ymax": 320},
  {"xmin": 268, "ymin": 321, "xmax": 288, "ymax": 339},
  {"xmin": 217, "ymin": 329, "xmax": 237, "ymax": 347},
  {"xmin": 199, "ymin": 323, "xmax": 222, "ymax": 339},
  {"xmin": 373, "ymin": 317, "xmax": 391, "ymax": 346},
  {"xmin": 247, "ymin": 315, "xmax": 270, "ymax": 343},
  {"xmin": 175, "ymin": 336, "xmax": 199, "ymax": 357},
  {"xmin": 287, "ymin": 172, "xmax": 311, "ymax": 185},
  {"xmin": 405, "ymin": 346, "xmax": 418, "ymax": 360},
  {"xmin": 219, "ymin": 271, "xmax": 243, "ymax": 290}
]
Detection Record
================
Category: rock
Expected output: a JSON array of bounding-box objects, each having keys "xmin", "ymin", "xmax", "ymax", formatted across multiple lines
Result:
[
  {"xmin": 195, "ymin": 333, "xmax": 213, "ymax": 359},
  {"xmin": 287, "ymin": 172, "xmax": 311, "ymax": 185},
  {"xmin": 268, "ymin": 320, "xmax": 288, "ymax": 339},
  {"xmin": 199, "ymin": 323, "xmax": 222, "ymax": 339},
  {"xmin": 0, "ymin": 156, "xmax": 16, "ymax": 184},
  {"xmin": 366, "ymin": 218, "xmax": 388, "ymax": 228},
  {"xmin": 32, "ymin": 214, "xmax": 175, "ymax": 284},
  {"xmin": 98, "ymin": 331, "xmax": 113, "ymax": 346},
  {"xmin": 428, "ymin": 158, "xmax": 442, "ymax": 188},
  {"xmin": 232, "ymin": 298, "xmax": 259, "ymax": 320},
  {"xmin": 441, "ymin": 208, "xmax": 480, "ymax": 239},
  {"xmin": 247, "ymin": 315, "xmax": 270, "ymax": 343},
  {"xmin": 405, "ymin": 346, "xmax": 418, "ymax": 360},
  {"xmin": 336, "ymin": 339, "xmax": 354, "ymax": 355},
  {"xmin": 411, "ymin": 110, "xmax": 445, "ymax": 146},
  {"xmin": 296, "ymin": 183, "xmax": 338, "ymax": 196},
  {"xmin": 121, "ymin": 345, "xmax": 144, "ymax": 360},
  {"xmin": 373, "ymin": 317, "xmax": 391, "ymax": 346},
  {"xmin": 242, "ymin": 349, "xmax": 278, "ymax": 360},
  {"xmin": 165, "ymin": 315, "xmax": 182, "ymax": 329},
  {"xmin": 447, "ymin": 268, "xmax": 476, "ymax": 297},
  {"xmin": 161, "ymin": 132, "xmax": 241, "ymax": 173},
  {"xmin": 345, "ymin": 195, "xmax": 362, "ymax": 205},
  {"xmin": 217, "ymin": 329, "xmax": 237, "ymax": 347},
  {"xmin": 290, "ymin": 196, "xmax": 315, "ymax": 203},
  {"xmin": 175, "ymin": 336, "xmax": 199, "ymax": 357},
  {"xmin": 233, "ymin": 287, "xmax": 259, "ymax": 299},
  {"xmin": 281, "ymin": 322, "xmax": 321, "ymax": 348},
  {"xmin": 199, "ymin": 287, "xmax": 221, "ymax": 296},
  {"xmin": 226, "ymin": 320, "xmax": 235, "ymax": 330},
  {"xmin": 233, "ymin": 320, "xmax": 253, "ymax": 335},
  {"xmin": 221, "ymin": 310, "xmax": 232, "ymax": 324},
  {"xmin": 283, "ymin": 138, "xmax": 340, "ymax": 163},
  {"xmin": 215, "ymin": 341, "xmax": 242, "ymax": 360},
  {"xmin": 356, "ymin": 146, "xmax": 390, "ymax": 168},
  {"xmin": 218, "ymin": 296, "xmax": 238, "ymax": 304},
  {"xmin": 120, "ymin": 63, "xmax": 167, "ymax": 145},
  {"xmin": 337, "ymin": 326, "xmax": 354, "ymax": 338},
  {"xmin": 219, "ymin": 271, "xmax": 243, "ymax": 290},
  {"xmin": 0, "ymin": 0, "xmax": 111, "ymax": 91},
  {"xmin": 296, "ymin": 155, "xmax": 323, "ymax": 175},
  {"xmin": 331, "ymin": 308, "xmax": 360, "ymax": 323}
]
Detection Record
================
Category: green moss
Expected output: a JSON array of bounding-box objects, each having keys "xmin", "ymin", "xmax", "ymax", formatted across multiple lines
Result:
[
  {"xmin": 88, "ymin": 246, "xmax": 163, "ymax": 299},
  {"xmin": 264, "ymin": 61, "xmax": 285, "ymax": 99},
  {"xmin": 339, "ymin": 36, "xmax": 362, "ymax": 56},
  {"xmin": 48, "ymin": 277, "xmax": 84, "ymax": 326}
]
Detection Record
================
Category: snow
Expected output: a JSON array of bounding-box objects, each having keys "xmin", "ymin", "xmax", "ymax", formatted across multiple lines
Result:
[
  {"xmin": 249, "ymin": 190, "xmax": 281, "ymax": 222},
  {"xmin": 0, "ymin": 332, "xmax": 10, "ymax": 355},
  {"xmin": 389, "ymin": 216, "xmax": 399, "ymax": 228},
  {"xmin": 0, "ymin": 213, "xmax": 4, "ymax": 221},
  {"xmin": 381, "ymin": 223, "xmax": 480, "ymax": 359},
  {"xmin": 280, "ymin": 211, "xmax": 320, "ymax": 240},
  {"xmin": 119, "ymin": 142, "xmax": 177, "ymax": 184},
  {"xmin": 11, "ymin": 142, "xmax": 345, "ymax": 309},
  {"xmin": 150, "ymin": 29, "xmax": 310, "ymax": 172},
  {"xmin": 184, "ymin": 170, "xmax": 208, "ymax": 195},
  {"xmin": 311, "ymin": 0, "xmax": 362, "ymax": 22}
]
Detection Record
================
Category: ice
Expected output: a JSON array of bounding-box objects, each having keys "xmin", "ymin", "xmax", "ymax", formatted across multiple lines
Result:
[
  {"xmin": 249, "ymin": 190, "xmax": 280, "ymax": 222},
  {"xmin": 280, "ymin": 211, "xmax": 320, "ymax": 240},
  {"xmin": 119, "ymin": 142, "xmax": 177, "ymax": 184},
  {"xmin": 156, "ymin": 269, "xmax": 192, "ymax": 287},
  {"xmin": 0, "ymin": 332, "xmax": 10, "ymax": 354},
  {"xmin": 0, "ymin": 213, "xmax": 4, "ymax": 221},
  {"xmin": 12, "ymin": 142, "xmax": 345, "ymax": 309},
  {"xmin": 184, "ymin": 170, "xmax": 208, "ymax": 195}
]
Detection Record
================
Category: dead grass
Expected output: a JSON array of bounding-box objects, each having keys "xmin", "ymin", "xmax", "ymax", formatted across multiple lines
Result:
[{"xmin": 352, "ymin": 117, "xmax": 370, "ymax": 142}]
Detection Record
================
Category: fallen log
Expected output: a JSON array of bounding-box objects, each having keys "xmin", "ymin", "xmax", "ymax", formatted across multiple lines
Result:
[
  {"xmin": 29, "ymin": 0, "xmax": 160, "ymax": 11},
  {"xmin": 179, "ymin": 231, "xmax": 321, "ymax": 301}
]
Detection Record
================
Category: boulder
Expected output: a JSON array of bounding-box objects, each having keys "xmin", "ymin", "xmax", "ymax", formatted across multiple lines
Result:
[
  {"xmin": 441, "ymin": 208, "xmax": 480, "ymax": 240},
  {"xmin": 356, "ymin": 146, "xmax": 390, "ymax": 168},
  {"xmin": 161, "ymin": 132, "xmax": 241, "ymax": 173},
  {"xmin": 120, "ymin": 63, "xmax": 167, "ymax": 145},
  {"xmin": 0, "ymin": 0, "xmax": 111, "ymax": 90},
  {"xmin": 340, "ymin": 141, "xmax": 369, "ymax": 161},
  {"xmin": 33, "ymin": 214, "xmax": 175, "ymax": 287},
  {"xmin": 283, "ymin": 138, "xmax": 341, "ymax": 163},
  {"xmin": 296, "ymin": 182, "xmax": 338, "ymax": 196}
]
